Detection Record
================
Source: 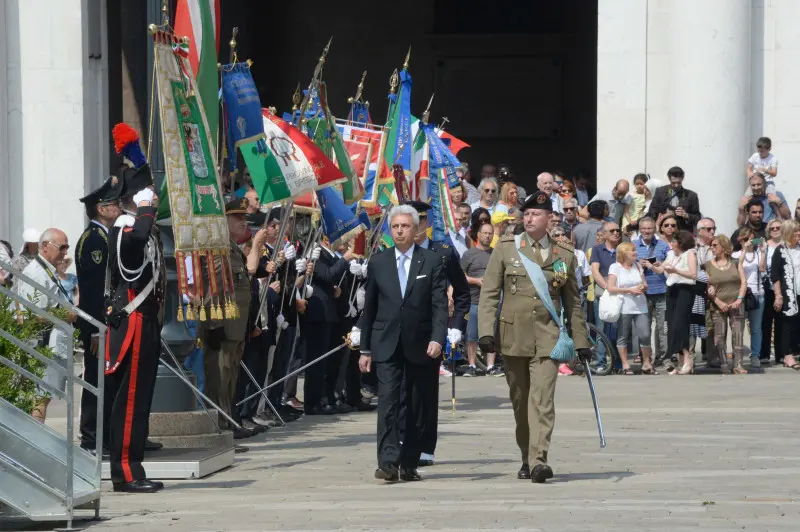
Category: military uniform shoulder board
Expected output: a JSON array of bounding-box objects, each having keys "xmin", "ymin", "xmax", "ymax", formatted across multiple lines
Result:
[
  {"xmin": 500, "ymin": 235, "xmax": 515, "ymax": 244},
  {"xmin": 554, "ymin": 237, "xmax": 574, "ymax": 252}
]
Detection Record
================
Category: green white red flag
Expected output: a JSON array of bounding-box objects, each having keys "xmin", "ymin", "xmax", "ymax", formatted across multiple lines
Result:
[
  {"xmin": 241, "ymin": 110, "xmax": 345, "ymax": 205},
  {"xmin": 174, "ymin": 0, "xmax": 221, "ymax": 145}
]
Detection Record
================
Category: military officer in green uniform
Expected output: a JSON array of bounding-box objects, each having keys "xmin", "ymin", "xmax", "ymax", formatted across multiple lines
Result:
[{"xmin": 478, "ymin": 190, "xmax": 592, "ymax": 483}]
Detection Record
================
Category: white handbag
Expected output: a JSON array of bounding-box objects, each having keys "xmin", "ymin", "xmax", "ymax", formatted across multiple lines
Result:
[{"xmin": 598, "ymin": 290, "xmax": 623, "ymax": 323}]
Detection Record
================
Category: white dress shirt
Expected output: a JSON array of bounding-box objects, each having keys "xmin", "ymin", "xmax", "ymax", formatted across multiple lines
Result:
[{"xmin": 449, "ymin": 229, "xmax": 468, "ymax": 258}]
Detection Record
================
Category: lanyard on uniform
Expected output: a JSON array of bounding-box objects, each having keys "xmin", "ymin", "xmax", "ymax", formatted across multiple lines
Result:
[{"xmin": 34, "ymin": 256, "xmax": 71, "ymax": 301}]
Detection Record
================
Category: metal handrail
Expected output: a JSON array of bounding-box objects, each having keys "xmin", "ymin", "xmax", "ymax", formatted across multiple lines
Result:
[{"xmin": 0, "ymin": 259, "xmax": 105, "ymax": 526}]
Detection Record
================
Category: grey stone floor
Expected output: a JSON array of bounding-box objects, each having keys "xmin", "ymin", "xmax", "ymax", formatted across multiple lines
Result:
[{"xmin": 31, "ymin": 365, "xmax": 800, "ymax": 530}]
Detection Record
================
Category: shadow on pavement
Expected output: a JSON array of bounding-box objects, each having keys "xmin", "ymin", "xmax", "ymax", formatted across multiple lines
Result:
[{"xmin": 548, "ymin": 470, "xmax": 635, "ymax": 483}]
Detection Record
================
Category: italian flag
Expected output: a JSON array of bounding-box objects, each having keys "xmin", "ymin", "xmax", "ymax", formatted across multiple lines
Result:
[
  {"xmin": 174, "ymin": 0, "xmax": 221, "ymax": 145},
  {"xmin": 241, "ymin": 110, "xmax": 345, "ymax": 205},
  {"xmin": 410, "ymin": 116, "xmax": 470, "ymax": 155}
]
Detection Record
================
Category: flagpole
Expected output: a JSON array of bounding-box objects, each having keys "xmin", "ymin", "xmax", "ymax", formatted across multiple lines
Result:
[{"xmin": 296, "ymin": 37, "xmax": 333, "ymax": 131}]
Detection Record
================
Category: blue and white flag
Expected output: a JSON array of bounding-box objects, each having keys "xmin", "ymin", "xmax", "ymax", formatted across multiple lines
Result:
[{"xmin": 221, "ymin": 62, "xmax": 265, "ymax": 170}]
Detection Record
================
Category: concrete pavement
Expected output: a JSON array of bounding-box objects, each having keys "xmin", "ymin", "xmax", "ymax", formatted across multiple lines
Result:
[{"xmin": 36, "ymin": 366, "xmax": 800, "ymax": 530}]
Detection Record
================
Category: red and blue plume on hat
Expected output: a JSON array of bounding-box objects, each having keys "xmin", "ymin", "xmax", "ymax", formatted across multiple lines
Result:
[{"xmin": 112, "ymin": 123, "xmax": 147, "ymax": 169}]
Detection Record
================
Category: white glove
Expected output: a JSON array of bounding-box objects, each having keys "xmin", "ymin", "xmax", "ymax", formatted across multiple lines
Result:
[
  {"xmin": 349, "ymin": 261, "xmax": 362, "ymax": 276},
  {"xmin": 361, "ymin": 263, "xmax": 368, "ymax": 278},
  {"xmin": 276, "ymin": 313, "xmax": 288, "ymax": 330},
  {"xmin": 295, "ymin": 258, "xmax": 308, "ymax": 274},
  {"xmin": 132, "ymin": 188, "xmax": 155, "ymax": 205},
  {"xmin": 305, "ymin": 284, "xmax": 314, "ymax": 298},
  {"xmin": 349, "ymin": 327, "xmax": 361, "ymax": 348},
  {"xmin": 311, "ymin": 246, "xmax": 321, "ymax": 261},
  {"xmin": 283, "ymin": 242, "xmax": 296, "ymax": 261},
  {"xmin": 356, "ymin": 286, "xmax": 366, "ymax": 311},
  {"xmin": 447, "ymin": 328, "xmax": 463, "ymax": 346}
]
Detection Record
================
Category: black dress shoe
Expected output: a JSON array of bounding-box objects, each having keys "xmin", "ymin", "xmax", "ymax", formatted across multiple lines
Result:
[
  {"xmin": 532, "ymin": 464, "xmax": 554, "ymax": 484},
  {"xmin": 400, "ymin": 468, "xmax": 422, "ymax": 481},
  {"xmin": 348, "ymin": 400, "xmax": 377, "ymax": 412},
  {"xmin": 144, "ymin": 439, "xmax": 163, "ymax": 452},
  {"xmin": 374, "ymin": 465, "xmax": 399, "ymax": 482},
  {"xmin": 232, "ymin": 427, "xmax": 255, "ymax": 439},
  {"xmin": 334, "ymin": 402, "xmax": 355, "ymax": 414},
  {"xmin": 517, "ymin": 463, "xmax": 531, "ymax": 480},
  {"xmin": 113, "ymin": 479, "xmax": 163, "ymax": 493},
  {"xmin": 305, "ymin": 404, "xmax": 335, "ymax": 415}
]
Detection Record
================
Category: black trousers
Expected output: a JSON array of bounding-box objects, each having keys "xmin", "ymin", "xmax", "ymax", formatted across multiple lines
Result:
[
  {"xmin": 79, "ymin": 333, "xmax": 111, "ymax": 449},
  {"xmin": 376, "ymin": 343, "xmax": 439, "ymax": 469},
  {"xmin": 398, "ymin": 361, "xmax": 440, "ymax": 455},
  {"xmin": 268, "ymin": 325, "xmax": 297, "ymax": 407},
  {"xmin": 324, "ymin": 320, "xmax": 351, "ymax": 404},
  {"xmin": 762, "ymin": 289, "xmax": 783, "ymax": 362},
  {"xmin": 344, "ymin": 346, "xmax": 363, "ymax": 405},
  {"xmin": 666, "ymin": 284, "xmax": 694, "ymax": 356},
  {"xmin": 235, "ymin": 334, "xmax": 269, "ymax": 421},
  {"xmin": 107, "ymin": 316, "xmax": 160, "ymax": 484},
  {"xmin": 303, "ymin": 321, "xmax": 332, "ymax": 410}
]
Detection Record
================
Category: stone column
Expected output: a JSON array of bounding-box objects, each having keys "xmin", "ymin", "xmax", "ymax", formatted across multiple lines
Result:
[{"xmin": 668, "ymin": 0, "xmax": 751, "ymax": 234}]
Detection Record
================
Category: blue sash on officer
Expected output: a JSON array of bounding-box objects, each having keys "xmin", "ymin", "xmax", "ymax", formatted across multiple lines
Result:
[{"xmin": 513, "ymin": 234, "xmax": 576, "ymax": 362}]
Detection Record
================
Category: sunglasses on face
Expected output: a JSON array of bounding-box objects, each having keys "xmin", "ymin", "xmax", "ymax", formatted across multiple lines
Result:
[
  {"xmin": 700, "ymin": 226, "xmax": 716, "ymax": 231},
  {"xmin": 662, "ymin": 223, "xmax": 677, "ymax": 228},
  {"xmin": 563, "ymin": 207, "xmax": 576, "ymax": 212},
  {"xmin": 483, "ymin": 188, "xmax": 497, "ymax": 193},
  {"xmin": 45, "ymin": 241, "xmax": 70, "ymax": 253},
  {"xmin": 770, "ymin": 227, "xmax": 782, "ymax": 232},
  {"xmin": 607, "ymin": 228, "xmax": 621, "ymax": 234}
]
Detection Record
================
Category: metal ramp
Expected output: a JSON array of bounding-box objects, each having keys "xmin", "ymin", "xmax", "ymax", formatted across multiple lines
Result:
[{"xmin": 0, "ymin": 260, "xmax": 105, "ymax": 530}]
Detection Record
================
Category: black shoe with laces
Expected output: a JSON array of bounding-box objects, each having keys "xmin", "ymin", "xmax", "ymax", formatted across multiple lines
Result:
[{"xmin": 462, "ymin": 366, "xmax": 477, "ymax": 377}]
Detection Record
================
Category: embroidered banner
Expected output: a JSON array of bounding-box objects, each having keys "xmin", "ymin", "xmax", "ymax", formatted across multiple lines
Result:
[{"xmin": 221, "ymin": 62, "xmax": 266, "ymax": 170}]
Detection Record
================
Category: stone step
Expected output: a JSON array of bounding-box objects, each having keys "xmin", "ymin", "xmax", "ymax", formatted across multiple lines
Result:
[
  {"xmin": 152, "ymin": 431, "xmax": 233, "ymax": 449},
  {"xmin": 148, "ymin": 410, "xmax": 219, "ymax": 437}
]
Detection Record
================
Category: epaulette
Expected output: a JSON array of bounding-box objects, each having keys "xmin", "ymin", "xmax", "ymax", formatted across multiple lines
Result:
[
  {"xmin": 114, "ymin": 214, "xmax": 135, "ymax": 228},
  {"xmin": 500, "ymin": 235, "xmax": 515, "ymax": 243},
  {"xmin": 441, "ymin": 243, "xmax": 450, "ymax": 249},
  {"xmin": 554, "ymin": 238, "xmax": 574, "ymax": 252}
]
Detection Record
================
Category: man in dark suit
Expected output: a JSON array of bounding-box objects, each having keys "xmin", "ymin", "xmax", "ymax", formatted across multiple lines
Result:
[
  {"xmin": 358, "ymin": 205, "xmax": 449, "ymax": 482},
  {"xmin": 645, "ymin": 166, "xmax": 702, "ymax": 232},
  {"xmin": 403, "ymin": 200, "xmax": 470, "ymax": 467},
  {"xmin": 76, "ymin": 176, "xmax": 123, "ymax": 454},
  {"xmin": 304, "ymin": 237, "xmax": 351, "ymax": 414}
]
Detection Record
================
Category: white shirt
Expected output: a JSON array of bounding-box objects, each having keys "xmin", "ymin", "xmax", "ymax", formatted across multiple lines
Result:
[
  {"xmin": 15, "ymin": 255, "xmax": 61, "ymax": 310},
  {"xmin": 748, "ymin": 152, "xmax": 777, "ymax": 183},
  {"xmin": 470, "ymin": 201, "xmax": 508, "ymax": 217},
  {"xmin": 664, "ymin": 250, "xmax": 696, "ymax": 286},
  {"xmin": 550, "ymin": 193, "xmax": 564, "ymax": 214},
  {"xmin": 575, "ymin": 248, "xmax": 591, "ymax": 289},
  {"xmin": 395, "ymin": 244, "xmax": 415, "ymax": 281},
  {"xmin": 449, "ymin": 229, "xmax": 468, "ymax": 258},
  {"xmin": 609, "ymin": 262, "xmax": 648, "ymax": 314},
  {"xmin": 0, "ymin": 242, "xmax": 11, "ymax": 280},
  {"xmin": 732, "ymin": 250, "xmax": 763, "ymax": 296}
]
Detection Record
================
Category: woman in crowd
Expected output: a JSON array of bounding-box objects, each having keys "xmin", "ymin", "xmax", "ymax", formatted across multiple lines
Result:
[
  {"xmin": 732, "ymin": 227, "xmax": 767, "ymax": 368},
  {"xmin": 450, "ymin": 182, "xmax": 467, "ymax": 206},
  {"xmin": 770, "ymin": 219, "xmax": 800, "ymax": 370},
  {"xmin": 657, "ymin": 230, "xmax": 697, "ymax": 374},
  {"xmin": 499, "ymin": 182, "xmax": 518, "ymax": 210},
  {"xmin": 657, "ymin": 214, "xmax": 679, "ymax": 246},
  {"xmin": 469, "ymin": 207, "xmax": 491, "ymax": 247},
  {"xmin": 559, "ymin": 179, "xmax": 576, "ymax": 201},
  {"xmin": 707, "ymin": 235, "xmax": 748, "ymax": 374},
  {"xmin": 762, "ymin": 219, "xmax": 784, "ymax": 364},
  {"xmin": 607, "ymin": 243, "xmax": 655, "ymax": 374}
]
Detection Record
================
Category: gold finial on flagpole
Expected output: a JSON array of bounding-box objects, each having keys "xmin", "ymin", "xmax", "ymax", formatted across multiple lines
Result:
[
  {"xmin": 421, "ymin": 93, "xmax": 435, "ymax": 125},
  {"xmin": 161, "ymin": 0, "xmax": 169, "ymax": 27},
  {"xmin": 389, "ymin": 69, "xmax": 399, "ymax": 95},
  {"xmin": 291, "ymin": 83, "xmax": 302, "ymax": 111},
  {"xmin": 402, "ymin": 46, "xmax": 411, "ymax": 71}
]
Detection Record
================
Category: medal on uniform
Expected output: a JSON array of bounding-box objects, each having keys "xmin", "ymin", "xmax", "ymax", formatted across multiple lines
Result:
[{"xmin": 552, "ymin": 258, "xmax": 569, "ymax": 287}]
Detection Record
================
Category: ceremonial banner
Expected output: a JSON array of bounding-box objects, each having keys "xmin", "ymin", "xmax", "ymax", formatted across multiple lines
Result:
[
  {"xmin": 337, "ymin": 123, "xmax": 383, "ymax": 205},
  {"xmin": 241, "ymin": 109, "xmax": 345, "ymax": 205},
  {"xmin": 410, "ymin": 116, "xmax": 470, "ymax": 156},
  {"xmin": 317, "ymin": 81, "xmax": 363, "ymax": 204},
  {"xmin": 347, "ymin": 101, "xmax": 371, "ymax": 126},
  {"xmin": 317, "ymin": 186, "xmax": 367, "ymax": 248},
  {"xmin": 174, "ymin": 0, "xmax": 221, "ymax": 144},
  {"xmin": 221, "ymin": 62, "xmax": 266, "ymax": 169},
  {"xmin": 153, "ymin": 29, "xmax": 234, "ymax": 321},
  {"xmin": 422, "ymin": 122, "xmax": 461, "ymax": 241}
]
